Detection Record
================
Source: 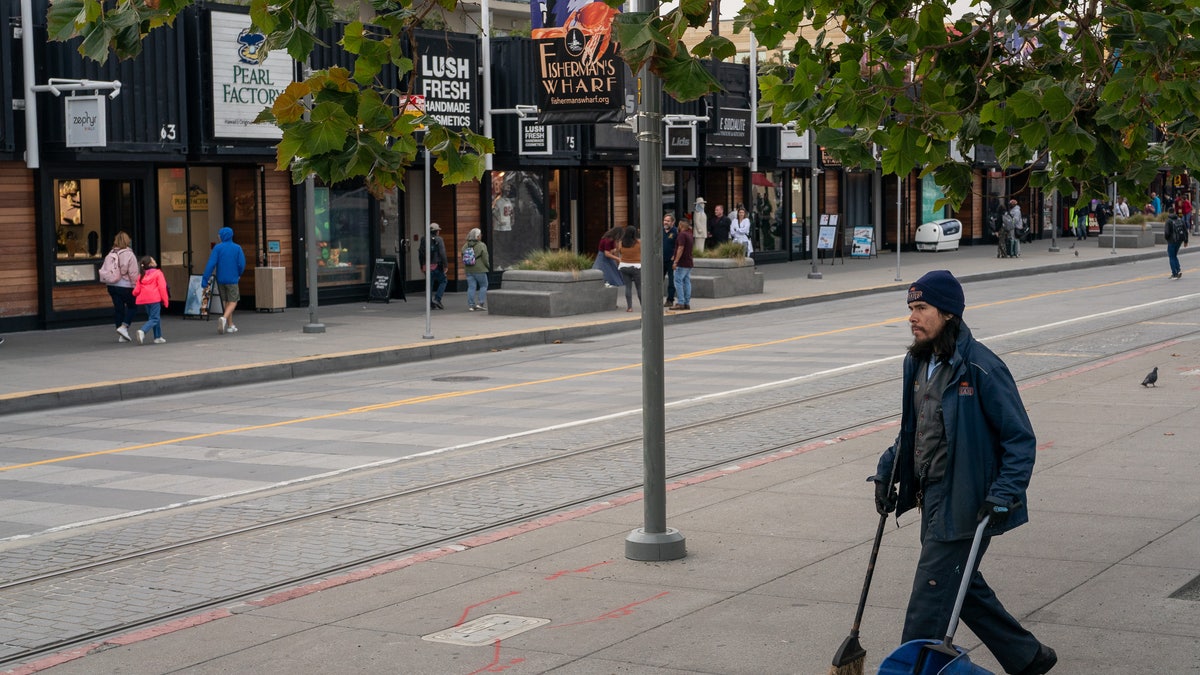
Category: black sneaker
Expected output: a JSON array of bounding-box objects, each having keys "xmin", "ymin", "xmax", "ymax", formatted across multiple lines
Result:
[{"xmin": 1017, "ymin": 645, "xmax": 1057, "ymax": 675}]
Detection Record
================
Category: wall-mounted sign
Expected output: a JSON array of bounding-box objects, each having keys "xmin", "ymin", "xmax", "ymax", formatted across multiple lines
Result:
[
  {"xmin": 210, "ymin": 11, "xmax": 291, "ymax": 140},
  {"xmin": 519, "ymin": 119, "xmax": 553, "ymax": 155},
  {"xmin": 779, "ymin": 128, "xmax": 810, "ymax": 161},
  {"xmin": 708, "ymin": 107, "xmax": 751, "ymax": 147},
  {"xmin": 665, "ymin": 125, "xmax": 696, "ymax": 159},
  {"xmin": 64, "ymin": 96, "xmax": 106, "ymax": 148},
  {"xmin": 417, "ymin": 33, "xmax": 478, "ymax": 132},
  {"xmin": 531, "ymin": 2, "xmax": 625, "ymax": 124},
  {"xmin": 819, "ymin": 146, "xmax": 842, "ymax": 167},
  {"xmin": 171, "ymin": 191, "xmax": 209, "ymax": 211}
]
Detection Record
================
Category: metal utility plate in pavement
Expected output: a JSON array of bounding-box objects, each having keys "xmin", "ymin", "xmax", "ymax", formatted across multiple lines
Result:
[{"xmin": 422, "ymin": 614, "xmax": 551, "ymax": 646}]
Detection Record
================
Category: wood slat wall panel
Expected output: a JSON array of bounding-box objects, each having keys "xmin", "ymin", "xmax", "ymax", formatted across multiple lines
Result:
[
  {"xmin": 0, "ymin": 163, "xmax": 38, "ymax": 318},
  {"xmin": 613, "ymin": 167, "xmax": 629, "ymax": 226},
  {"xmin": 262, "ymin": 167, "xmax": 295, "ymax": 294}
]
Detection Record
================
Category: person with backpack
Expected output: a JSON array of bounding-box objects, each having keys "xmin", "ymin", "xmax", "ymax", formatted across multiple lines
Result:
[
  {"xmin": 419, "ymin": 222, "xmax": 448, "ymax": 310},
  {"xmin": 1001, "ymin": 199, "xmax": 1022, "ymax": 258},
  {"xmin": 462, "ymin": 228, "xmax": 489, "ymax": 311},
  {"xmin": 1165, "ymin": 207, "xmax": 1189, "ymax": 280},
  {"xmin": 99, "ymin": 231, "xmax": 141, "ymax": 343}
]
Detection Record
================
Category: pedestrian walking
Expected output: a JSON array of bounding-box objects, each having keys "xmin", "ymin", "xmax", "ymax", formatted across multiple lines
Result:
[
  {"xmin": 616, "ymin": 225, "xmax": 642, "ymax": 312},
  {"xmin": 1165, "ymin": 207, "xmax": 1189, "ymax": 279},
  {"xmin": 670, "ymin": 217, "xmax": 694, "ymax": 310},
  {"xmin": 200, "ymin": 227, "xmax": 247, "ymax": 334},
  {"xmin": 871, "ymin": 270, "xmax": 1057, "ymax": 675},
  {"xmin": 462, "ymin": 228, "xmax": 490, "ymax": 311},
  {"xmin": 98, "ymin": 230, "xmax": 140, "ymax": 343},
  {"xmin": 661, "ymin": 213, "xmax": 678, "ymax": 308},
  {"xmin": 132, "ymin": 256, "xmax": 169, "ymax": 344},
  {"xmin": 419, "ymin": 222, "xmax": 448, "ymax": 310},
  {"xmin": 1151, "ymin": 191, "xmax": 1162, "ymax": 215},
  {"xmin": 1177, "ymin": 193, "xmax": 1193, "ymax": 233}
]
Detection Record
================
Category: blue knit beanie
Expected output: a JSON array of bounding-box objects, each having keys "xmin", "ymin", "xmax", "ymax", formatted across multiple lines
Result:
[{"xmin": 907, "ymin": 270, "xmax": 965, "ymax": 316}]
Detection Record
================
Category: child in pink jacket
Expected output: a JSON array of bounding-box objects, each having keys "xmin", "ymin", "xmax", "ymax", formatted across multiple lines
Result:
[{"xmin": 132, "ymin": 256, "xmax": 169, "ymax": 344}]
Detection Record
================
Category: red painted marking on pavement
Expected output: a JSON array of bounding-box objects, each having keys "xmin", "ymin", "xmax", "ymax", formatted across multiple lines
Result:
[
  {"xmin": 3, "ymin": 644, "xmax": 100, "ymax": 675},
  {"xmin": 245, "ymin": 546, "xmax": 461, "ymax": 607},
  {"xmin": 103, "ymin": 609, "xmax": 231, "ymax": 645},
  {"xmin": 1037, "ymin": 441, "xmax": 1055, "ymax": 451},
  {"xmin": 548, "ymin": 591, "xmax": 671, "ymax": 629},
  {"xmin": 466, "ymin": 640, "xmax": 525, "ymax": 675},
  {"xmin": 454, "ymin": 591, "xmax": 521, "ymax": 627},
  {"xmin": 544, "ymin": 560, "xmax": 612, "ymax": 580}
]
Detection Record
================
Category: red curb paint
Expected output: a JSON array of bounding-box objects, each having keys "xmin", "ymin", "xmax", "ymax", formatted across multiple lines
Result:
[
  {"xmin": 3, "ymin": 644, "xmax": 100, "ymax": 675},
  {"xmin": 104, "ymin": 609, "xmax": 231, "ymax": 645}
]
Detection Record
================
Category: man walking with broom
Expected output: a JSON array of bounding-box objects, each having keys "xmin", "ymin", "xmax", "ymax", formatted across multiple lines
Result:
[{"xmin": 834, "ymin": 271, "xmax": 1056, "ymax": 675}]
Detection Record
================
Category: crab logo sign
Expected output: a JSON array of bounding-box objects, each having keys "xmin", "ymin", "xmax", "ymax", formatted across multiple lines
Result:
[
  {"xmin": 531, "ymin": 1, "xmax": 625, "ymax": 124},
  {"xmin": 209, "ymin": 11, "xmax": 293, "ymax": 140}
]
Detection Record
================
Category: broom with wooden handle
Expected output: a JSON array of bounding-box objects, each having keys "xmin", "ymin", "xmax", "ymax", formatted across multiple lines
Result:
[
  {"xmin": 830, "ymin": 468, "xmax": 896, "ymax": 675},
  {"xmin": 828, "ymin": 507, "xmax": 889, "ymax": 675}
]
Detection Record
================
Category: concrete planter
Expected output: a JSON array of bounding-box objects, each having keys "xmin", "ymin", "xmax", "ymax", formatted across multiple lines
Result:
[
  {"xmin": 487, "ymin": 269, "xmax": 618, "ymax": 317},
  {"xmin": 1098, "ymin": 224, "xmax": 1157, "ymax": 248},
  {"xmin": 690, "ymin": 257, "xmax": 765, "ymax": 298}
]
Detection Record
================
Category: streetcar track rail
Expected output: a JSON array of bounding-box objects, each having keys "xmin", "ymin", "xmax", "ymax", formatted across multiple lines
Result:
[{"xmin": 0, "ymin": 309, "xmax": 1196, "ymax": 670}]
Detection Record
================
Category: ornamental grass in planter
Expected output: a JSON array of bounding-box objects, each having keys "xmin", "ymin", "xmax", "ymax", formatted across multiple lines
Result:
[
  {"xmin": 511, "ymin": 249, "xmax": 595, "ymax": 272},
  {"xmin": 695, "ymin": 241, "xmax": 750, "ymax": 261}
]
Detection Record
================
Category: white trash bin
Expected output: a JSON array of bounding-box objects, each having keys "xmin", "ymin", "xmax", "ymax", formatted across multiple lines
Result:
[{"xmin": 915, "ymin": 218, "xmax": 962, "ymax": 251}]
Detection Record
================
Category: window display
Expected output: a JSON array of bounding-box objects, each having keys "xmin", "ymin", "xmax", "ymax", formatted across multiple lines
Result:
[
  {"xmin": 316, "ymin": 185, "xmax": 370, "ymax": 287},
  {"xmin": 490, "ymin": 170, "xmax": 545, "ymax": 270}
]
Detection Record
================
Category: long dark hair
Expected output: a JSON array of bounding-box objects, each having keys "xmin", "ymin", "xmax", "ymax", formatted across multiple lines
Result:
[
  {"xmin": 909, "ymin": 314, "xmax": 962, "ymax": 363},
  {"xmin": 620, "ymin": 225, "xmax": 638, "ymax": 248}
]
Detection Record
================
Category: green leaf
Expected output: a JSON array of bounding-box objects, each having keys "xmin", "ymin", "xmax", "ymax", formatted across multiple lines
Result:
[
  {"xmin": 655, "ymin": 53, "xmax": 722, "ymax": 102},
  {"xmin": 306, "ymin": 101, "xmax": 355, "ymax": 154}
]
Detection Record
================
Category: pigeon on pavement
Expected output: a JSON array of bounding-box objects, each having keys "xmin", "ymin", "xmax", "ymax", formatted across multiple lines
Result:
[{"xmin": 1141, "ymin": 367, "xmax": 1158, "ymax": 387}]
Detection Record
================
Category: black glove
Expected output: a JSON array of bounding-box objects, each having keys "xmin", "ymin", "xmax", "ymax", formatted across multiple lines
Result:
[
  {"xmin": 872, "ymin": 478, "xmax": 897, "ymax": 516},
  {"xmin": 977, "ymin": 498, "xmax": 1010, "ymax": 529}
]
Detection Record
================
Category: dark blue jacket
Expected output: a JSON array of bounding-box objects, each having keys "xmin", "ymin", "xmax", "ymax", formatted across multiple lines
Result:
[
  {"xmin": 876, "ymin": 323, "xmax": 1035, "ymax": 541},
  {"xmin": 201, "ymin": 227, "xmax": 247, "ymax": 287},
  {"xmin": 662, "ymin": 226, "xmax": 678, "ymax": 266}
]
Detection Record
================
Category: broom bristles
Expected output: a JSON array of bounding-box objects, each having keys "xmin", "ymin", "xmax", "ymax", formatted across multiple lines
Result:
[{"xmin": 827, "ymin": 659, "xmax": 864, "ymax": 675}]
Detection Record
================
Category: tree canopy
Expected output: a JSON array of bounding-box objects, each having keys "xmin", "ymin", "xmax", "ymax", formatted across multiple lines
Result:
[{"xmin": 46, "ymin": 0, "xmax": 1200, "ymax": 207}]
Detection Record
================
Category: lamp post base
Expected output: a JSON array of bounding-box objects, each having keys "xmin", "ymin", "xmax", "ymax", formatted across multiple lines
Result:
[{"xmin": 625, "ymin": 527, "xmax": 686, "ymax": 561}]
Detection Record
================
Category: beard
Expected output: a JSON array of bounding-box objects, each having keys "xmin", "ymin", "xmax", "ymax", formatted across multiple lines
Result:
[{"xmin": 908, "ymin": 315, "xmax": 961, "ymax": 362}]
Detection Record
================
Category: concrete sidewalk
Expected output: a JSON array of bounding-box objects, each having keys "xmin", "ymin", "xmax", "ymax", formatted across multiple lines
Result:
[
  {"xmin": 24, "ymin": 310, "xmax": 1200, "ymax": 675},
  {"xmin": 2, "ymin": 238, "xmax": 1186, "ymax": 415}
]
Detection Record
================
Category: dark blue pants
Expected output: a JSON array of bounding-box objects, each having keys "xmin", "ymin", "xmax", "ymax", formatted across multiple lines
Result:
[{"xmin": 903, "ymin": 515, "xmax": 1041, "ymax": 673}]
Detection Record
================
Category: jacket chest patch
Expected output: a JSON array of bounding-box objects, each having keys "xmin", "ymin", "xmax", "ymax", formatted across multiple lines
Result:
[{"xmin": 957, "ymin": 381, "xmax": 974, "ymax": 396}]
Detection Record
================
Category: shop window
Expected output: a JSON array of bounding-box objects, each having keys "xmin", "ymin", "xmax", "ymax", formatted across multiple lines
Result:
[
  {"xmin": 490, "ymin": 170, "xmax": 545, "ymax": 269},
  {"xmin": 751, "ymin": 170, "xmax": 784, "ymax": 253},
  {"xmin": 315, "ymin": 185, "xmax": 370, "ymax": 287},
  {"xmin": 53, "ymin": 178, "xmax": 136, "ymax": 284}
]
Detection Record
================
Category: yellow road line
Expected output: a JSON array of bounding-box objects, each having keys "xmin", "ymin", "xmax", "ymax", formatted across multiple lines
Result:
[{"xmin": 0, "ymin": 270, "xmax": 1175, "ymax": 473}]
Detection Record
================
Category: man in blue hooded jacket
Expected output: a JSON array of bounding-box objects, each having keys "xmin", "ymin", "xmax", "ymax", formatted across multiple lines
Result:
[
  {"xmin": 201, "ymin": 227, "xmax": 247, "ymax": 335},
  {"xmin": 872, "ymin": 270, "xmax": 1056, "ymax": 675}
]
